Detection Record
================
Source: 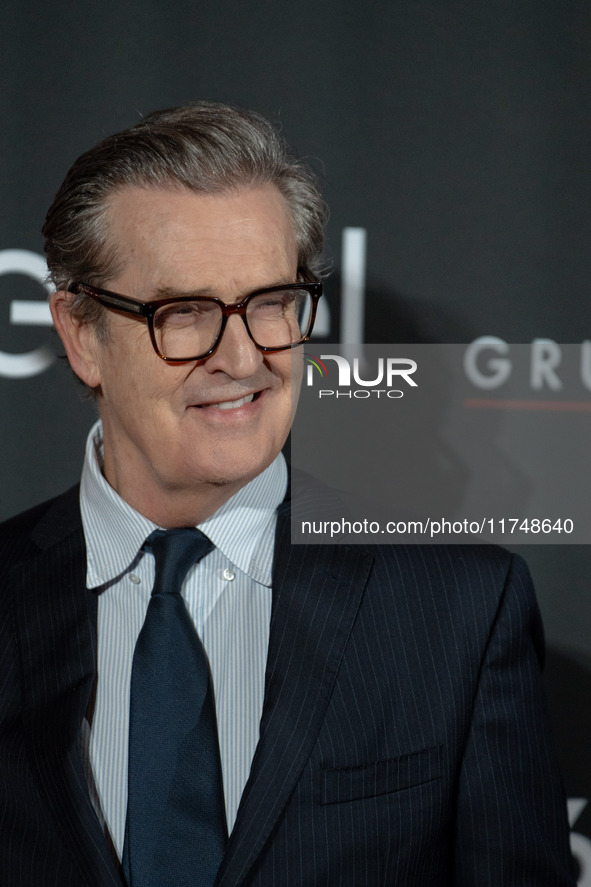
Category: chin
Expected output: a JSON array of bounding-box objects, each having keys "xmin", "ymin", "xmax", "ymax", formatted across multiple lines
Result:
[
  {"xmin": 204, "ymin": 455, "xmax": 272, "ymax": 490},
  {"xmin": 209, "ymin": 476, "xmax": 234, "ymax": 488}
]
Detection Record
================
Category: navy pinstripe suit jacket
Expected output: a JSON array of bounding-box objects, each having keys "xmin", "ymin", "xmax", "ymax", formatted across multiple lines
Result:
[{"xmin": 0, "ymin": 485, "xmax": 576, "ymax": 886}]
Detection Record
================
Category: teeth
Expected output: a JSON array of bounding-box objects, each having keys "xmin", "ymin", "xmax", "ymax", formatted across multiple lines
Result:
[{"xmin": 211, "ymin": 394, "xmax": 255, "ymax": 410}]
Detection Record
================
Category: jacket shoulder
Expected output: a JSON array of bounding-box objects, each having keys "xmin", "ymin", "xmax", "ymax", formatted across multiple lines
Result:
[
  {"xmin": 372, "ymin": 541, "xmax": 522, "ymax": 586},
  {"xmin": 0, "ymin": 485, "xmax": 82, "ymax": 568},
  {"xmin": 374, "ymin": 541, "xmax": 540, "ymax": 644}
]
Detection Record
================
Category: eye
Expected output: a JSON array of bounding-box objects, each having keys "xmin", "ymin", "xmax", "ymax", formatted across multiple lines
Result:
[
  {"xmin": 155, "ymin": 300, "xmax": 219, "ymax": 327},
  {"xmin": 249, "ymin": 291, "xmax": 298, "ymax": 315}
]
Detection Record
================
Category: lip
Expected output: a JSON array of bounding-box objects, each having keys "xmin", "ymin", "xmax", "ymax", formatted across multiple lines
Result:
[
  {"xmin": 187, "ymin": 388, "xmax": 267, "ymax": 414},
  {"xmin": 201, "ymin": 392, "xmax": 256, "ymax": 411}
]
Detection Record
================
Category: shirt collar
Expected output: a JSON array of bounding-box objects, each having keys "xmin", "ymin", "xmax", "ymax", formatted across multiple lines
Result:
[{"xmin": 80, "ymin": 420, "xmax": 286, "ymax": 590}]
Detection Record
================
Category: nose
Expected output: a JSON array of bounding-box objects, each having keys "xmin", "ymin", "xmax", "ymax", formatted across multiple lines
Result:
[{"xmin": 204, "ymin": 313, "xmax": 263, "ymax": 378}]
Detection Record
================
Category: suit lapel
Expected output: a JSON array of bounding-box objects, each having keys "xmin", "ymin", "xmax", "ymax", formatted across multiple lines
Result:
[
  {"xmin": 12, "ymin": 489, "xmax": 123, "ymax": 887},
  {"xmin": 216, "ymin": 505, "xmax": 374, "ymax": 886}
]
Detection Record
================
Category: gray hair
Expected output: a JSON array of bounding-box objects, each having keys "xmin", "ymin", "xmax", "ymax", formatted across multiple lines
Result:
[{"xmin": 43, "ymin": 101, "xmax": 328, "ymax": 338}]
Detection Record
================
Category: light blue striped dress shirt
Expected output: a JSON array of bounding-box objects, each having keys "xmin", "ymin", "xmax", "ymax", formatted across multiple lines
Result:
[{"xmin": 79, "ymin": 420, "xmax": 286, "ymax": 858}]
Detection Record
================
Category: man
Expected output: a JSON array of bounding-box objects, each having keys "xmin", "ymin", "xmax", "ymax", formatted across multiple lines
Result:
[{"xmin": 0, "ymin": 103, "xmax": 575, "ymax": 886}]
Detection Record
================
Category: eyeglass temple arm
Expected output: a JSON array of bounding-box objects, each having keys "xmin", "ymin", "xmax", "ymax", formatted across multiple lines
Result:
[{"xmin": 75, "ymin": 284, "xmax": 148, "ymax": 317}]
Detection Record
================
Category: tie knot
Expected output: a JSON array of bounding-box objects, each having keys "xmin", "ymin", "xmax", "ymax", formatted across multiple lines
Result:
[{"xmin": 144, "ymin": 528, "xmax": 214, "ymax": 596}]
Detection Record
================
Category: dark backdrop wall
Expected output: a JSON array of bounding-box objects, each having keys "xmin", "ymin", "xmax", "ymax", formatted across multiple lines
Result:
[{"xmin": 2, "ymin": 1, "xmax": 591, "ymax": 877}]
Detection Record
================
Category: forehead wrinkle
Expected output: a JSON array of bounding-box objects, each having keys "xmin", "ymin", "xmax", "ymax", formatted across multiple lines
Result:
[
  {"xmin": 102, "ymin": 184, "xmax": 298, "ymax": 302},
  {"xmin": 151, "ymin": 275, "xmax": 299, "ymax": 303}
]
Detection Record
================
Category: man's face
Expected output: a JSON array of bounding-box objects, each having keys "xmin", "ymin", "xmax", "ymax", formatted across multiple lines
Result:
[{"xmin": 65, "ymin": 184, "xmax": 300, "ymax": 523}]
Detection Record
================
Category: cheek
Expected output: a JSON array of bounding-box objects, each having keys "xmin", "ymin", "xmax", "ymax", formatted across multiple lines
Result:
[
  {"xmin": 269, "ymin": 352, "xmax": 301, "ymax": 418},
  {"xmin": 101, "ymin": 360, "xmax": 142, "ymax": 406},
  {"xmin": 98, "ymin": 348, "xmax": 178, "ymax": 416},
  {"xmin": 268, "ymin": 350, "xmax": 298, "ymax": 387}
]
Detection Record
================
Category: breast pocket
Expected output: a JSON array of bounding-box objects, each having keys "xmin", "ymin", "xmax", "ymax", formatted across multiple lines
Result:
[{"xmin": 319, "ymin": 745, "xmax": 442, "ymax": 805}]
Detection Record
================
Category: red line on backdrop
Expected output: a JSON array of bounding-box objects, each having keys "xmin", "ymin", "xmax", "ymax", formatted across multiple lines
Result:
[{"xmin": 463, "ymin": 398, "xmax": 591, "ymax": 412}]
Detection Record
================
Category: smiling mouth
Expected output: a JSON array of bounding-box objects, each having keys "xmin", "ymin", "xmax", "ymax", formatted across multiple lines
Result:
[{"xmin": 198, "ymin": 393, "xmax": 257, "ymax": 410}]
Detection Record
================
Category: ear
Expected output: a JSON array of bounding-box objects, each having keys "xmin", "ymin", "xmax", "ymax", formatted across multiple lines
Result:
[{"xmin": 50, "ymin": 291, "xmax": 104, "ymax": 389}]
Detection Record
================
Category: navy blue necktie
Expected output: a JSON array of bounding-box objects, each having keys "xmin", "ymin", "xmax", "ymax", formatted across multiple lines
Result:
[{"xmin": 122, "ymin": 528, "xmax": 228, "ymax": 887}]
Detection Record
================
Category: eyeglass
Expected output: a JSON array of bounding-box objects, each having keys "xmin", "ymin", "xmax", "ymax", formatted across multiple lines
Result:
[{"xmin": 71, "ymin": 280, "xmax": 323, "ymax": 362}]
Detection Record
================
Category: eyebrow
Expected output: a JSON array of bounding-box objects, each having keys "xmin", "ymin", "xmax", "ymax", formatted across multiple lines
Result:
[{"xmin": 151, "ymin": 277, "xmax": 299, "ymax": 301}]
